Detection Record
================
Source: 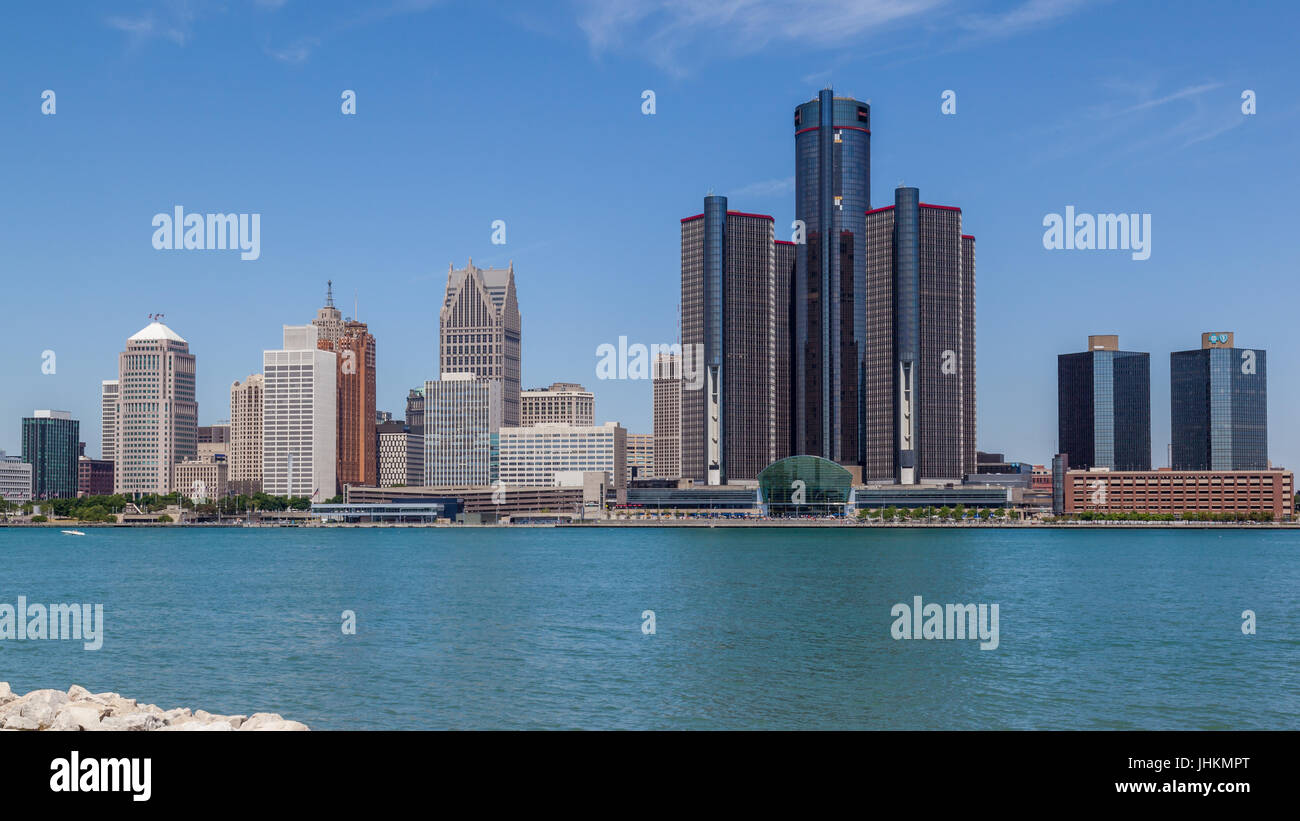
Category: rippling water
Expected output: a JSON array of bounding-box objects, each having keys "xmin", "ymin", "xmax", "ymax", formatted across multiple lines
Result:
[{"xmin": 1, "ymin": 526, "xmax": 1296, "ymax": 729}]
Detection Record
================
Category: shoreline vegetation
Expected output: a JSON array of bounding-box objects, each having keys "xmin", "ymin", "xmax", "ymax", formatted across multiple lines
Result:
[{"xmin": 0, "ymin": 683, "xmax": 309, "ymax": 731}]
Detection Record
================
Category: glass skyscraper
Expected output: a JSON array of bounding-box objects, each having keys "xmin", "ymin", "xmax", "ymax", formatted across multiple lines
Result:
[
  {"xmin": 1057, "ymin": 335, "xmax": 1151, "ymax": 471},
  {"xmin": 1170, "ymin": 332, "xmax": 1267, "ymax": 470},
  {"xmin": 793, "ymin": 87, "xmax": 871, "ymax": 468},
  {"xmin": 681, "ymin": 196, "xmax": 782, "ymax": 483},
  {"xmin": 862, "ymin": 187, "xmax": 976, "ymax": 483},
  {"xmin": 22, "ymin": 410, "xmax": 80, "ymax": 499}
]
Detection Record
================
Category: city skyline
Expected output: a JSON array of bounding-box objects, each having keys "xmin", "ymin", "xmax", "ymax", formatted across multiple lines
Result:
[{"xmin": 1, "ymin": 2, "xmax": 1296, "ymax": 471}]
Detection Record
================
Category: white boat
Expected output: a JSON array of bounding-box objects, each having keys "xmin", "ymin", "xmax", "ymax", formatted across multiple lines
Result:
[{"xmin": 60, "ymin": 530, "xmax": 87, "ymax": 536}]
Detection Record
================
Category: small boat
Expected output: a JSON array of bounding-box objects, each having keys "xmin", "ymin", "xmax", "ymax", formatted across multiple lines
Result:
[{"xmin": 60, "ymin": 530, "xmax": 87, "ymax": 536}]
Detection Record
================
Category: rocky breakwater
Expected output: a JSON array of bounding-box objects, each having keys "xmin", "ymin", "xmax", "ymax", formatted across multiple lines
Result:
[{"xmin": 0, "ymin": 683, "xmax": 309, "ymax": 731}]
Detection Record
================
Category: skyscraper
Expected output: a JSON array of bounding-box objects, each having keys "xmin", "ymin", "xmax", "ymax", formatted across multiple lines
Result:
[
  {"xmin": 440, "ymin": 260, "xmax": 522, "ymax": 426},
  {"xmin": 774, "ymin": 239, "xmax": 796, "ymax": 462},
  {"xmin": 229, "ymin": 374, "xmax": 264, "ymax": 495},
  {"xmin": 321, "ymin": 318, "xmax": 378, "ymax": 491},
  {"xmin": 680, "ymin": 196, "xmax": 781, "ymax": 483},
  {"xmin": 423, "ymin": 373, "xmax": 502, "ymax": 487},
  {"xmin": 793, "ymin": 87, "xmax": 871, "ymax": 469},
  {"xmin": 1057, "ymin": 334, "xmax": 1151, "ymax": 471},
  {"xmin": 263, "ymin": 325, "xmax": 337, "ymax": 499},
  {"xmin": 100, "ymin": 380, "xmax": 119, "ymax": 462},
  {"xmin": 1171, "ymin": 332, "xmax": 1267, "ymax": 470},
  {"xmin": 311, "ymin": 281, "xmax": 345, "ymax": 346},
  {"xmin": 22, "ymin": 410, "xmax": 79, "ymax": 499},
  {"xmin": 652, "ymin": 353, "xmax": 681, "ymax": 479},
  {"xmin": 115, "ymin": 320, "xmax": 198, "ymax": 496},
  {"xmin": 863, "ymin": 187, "xmax": 977, "ymax": 483}
]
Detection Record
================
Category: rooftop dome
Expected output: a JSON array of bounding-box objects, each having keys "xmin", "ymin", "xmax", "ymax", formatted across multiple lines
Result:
[{"xmin": 128, "ymin": 321, "xmax": 186, "ymax": 344}]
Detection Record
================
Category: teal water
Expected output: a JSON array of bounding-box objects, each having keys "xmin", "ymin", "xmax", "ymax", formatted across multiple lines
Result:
[{"xmin": 0, "ymin": 527, "xmax": 1296, "ymax": 730}]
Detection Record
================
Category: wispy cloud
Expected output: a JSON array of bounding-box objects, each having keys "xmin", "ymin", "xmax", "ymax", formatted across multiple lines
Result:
[
  {"xmin": 1018, "ymin": 76, "xmax": 1245, "ymax": 169},
  {"xmin": 572, "ymin": 0, "xmax": 1097, "ymax": 74},
  {"xmin": 262, "ymin": 0, "xmax": 442, "ymax": 65},
  {"xmin": 729, "ymin": 176, "xmax": 795, "ymax": 200},
  {"xmin": 573, "ymin": 0, "xmax": 945, "ymax": 75},
  {"xmin": 106, "ymin": 10, "xmax": 193, "ymax": 46},
  {"xmin": 955, "ymin": 0, "xmax": 1094, "ymax": 37},
  {"xmin": 1112, "ymin": 82, "xmax": 1222, "ymax": 116},
  {"xmin": 266, "ymin": 36, "xmax": 319, "ymax": 64}
]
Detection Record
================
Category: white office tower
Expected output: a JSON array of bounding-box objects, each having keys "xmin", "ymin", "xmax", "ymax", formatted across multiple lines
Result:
[
  {"xmin": 424, "ymin": 373, "xmax": 502, "ymax": 487},
  {"xmin": 100, "ymin": 380, "xmax": 119, "ymax": 462},
  {"xmin": 263, "ymin": 325, "xmax": 337, "ymax": 500}
]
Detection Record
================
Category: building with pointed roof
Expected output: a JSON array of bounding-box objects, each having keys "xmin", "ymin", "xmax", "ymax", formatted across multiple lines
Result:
[
  {"xmin": 114, "ymin": 319, "xmax": 198, "ymax": 496},
  {"xmin": 312, "ymin": 280, "xmax": 345, "ymax": 345},
  {"xmin": 439, "ymin": 259, "xmax": 522, "ymax": 426}
]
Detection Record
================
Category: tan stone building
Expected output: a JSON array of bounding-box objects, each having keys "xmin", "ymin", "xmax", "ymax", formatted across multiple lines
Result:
[
  {"xmin": 173, "ymin": 456, "xmax": 228, "ymax": 502},
  {"xmin": 652, "ymin": 353, "xmax": 681, "ymax": 479},
  {"xmin": 521, "ymin": 382, "xmax": 594, "ymax": 426},
  {"xmin": 627, "ymin": 433, "xmax": 654, "ymax": 482},
  {"xmin": 230, "ymin": 374, "xmax": 264, "ymax": 495}
]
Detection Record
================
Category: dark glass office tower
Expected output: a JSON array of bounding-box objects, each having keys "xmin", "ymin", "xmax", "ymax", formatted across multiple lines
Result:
[
  {"xmin": 1057, "ymin": 335, "xmax": 1151, "ymax": 470},
  {"xmin": 793, "ymin": 88, "xmax": 871, "ymax": 469},
  {"xmin": 1171, "ymin": 331, "xmax": 1267, "ymax": 470},
  {"xmin": 22, "ymin": 410, "xmax": 80, "ymax": 499},
  {"xmin": 681, "ymin": 196, "xmax": 780, "ymax": 483},
  {"xmin": 862, "ymin": 187, "xmax": 976, "ymax": 482},
  {"xmin": 774, "ymin": 239, "xmax": 796, "ymax": 461}
]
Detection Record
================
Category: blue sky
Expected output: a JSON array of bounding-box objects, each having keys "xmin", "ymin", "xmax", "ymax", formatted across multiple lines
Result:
[{"xmin": 1, "ymin": 0, "xmax": 1297, "ymax": 469}]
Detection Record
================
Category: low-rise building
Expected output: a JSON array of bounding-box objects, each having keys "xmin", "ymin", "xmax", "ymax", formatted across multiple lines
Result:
[
  {"xmin": 498, "ymin": 422, "xmax": 627, "ymax": 493},
  {"xmin": 1060, "ymin": 467, "xmax": 1294, "ymax": 520},
  {"xmin": 626, "ymin": 433, "xmax": 654, "ymax": 482},
  {"xmin": 78, "ymin": 457, "xmax": 114, "ymax": 497},
  {"xmin": 0, "ymin": 450, "xmax": 34, "ymax": 503},
  {"xmin": 378, "ymin": 420, "xmax": 423, "ymax": 487},
  {"xmin": 173, "ymin": 456, "xmax": 229, "ymax": 502}
]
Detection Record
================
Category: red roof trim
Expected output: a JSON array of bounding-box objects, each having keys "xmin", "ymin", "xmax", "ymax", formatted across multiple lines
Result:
[
  {"xmin": 962, "ymin": 234, "xmax": 975, "ymax": 240},
  {"xmin": 865, "ymin": 205, "xmax": 895, "ymax": 215},
  {"xmin": 683, "ymin": 211, "xmax": 775, "ymax": 223},
  {"xmin": 774, "ymin": 240, "xmax": 796, "ymax": 245},
  {"xmin": 920, "ymin": 203, "xmax": 962, "ymax": 211}
]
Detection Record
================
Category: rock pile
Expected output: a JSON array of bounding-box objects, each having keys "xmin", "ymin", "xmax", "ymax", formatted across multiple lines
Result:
[{"xmin": 0, "ymin": 683, "xmax": 309, "ymax": 731}]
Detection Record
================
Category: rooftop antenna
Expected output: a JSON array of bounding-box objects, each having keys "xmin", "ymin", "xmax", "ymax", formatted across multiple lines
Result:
[
  {"xmin": 354, "ymin": 290, "xmax": 358, "ymax": 322},
  {"xmin": 325, "ymin": 280, "xmax": 335, "ymax": 308}
]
